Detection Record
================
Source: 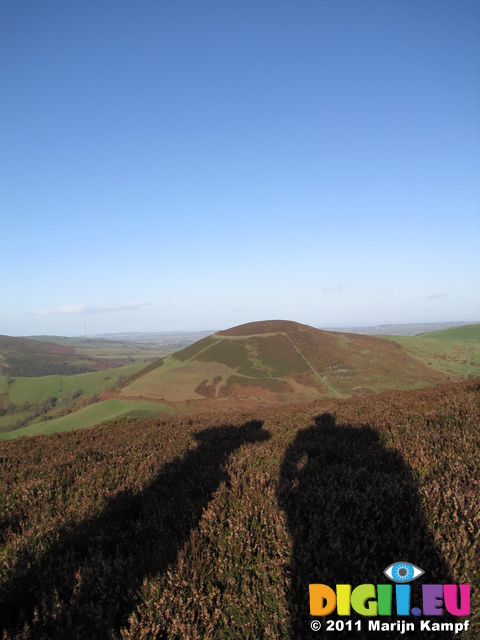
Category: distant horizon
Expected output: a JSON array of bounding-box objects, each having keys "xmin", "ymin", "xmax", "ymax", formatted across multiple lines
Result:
[{"xmin": 7, "ymin": 318, "xmax": 479, "ymax": 340}]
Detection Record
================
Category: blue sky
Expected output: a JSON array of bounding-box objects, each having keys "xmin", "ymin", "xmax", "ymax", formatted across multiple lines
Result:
[{"xmin": 1, "ymin": 0, "xmax": 479, "ymax": 336}]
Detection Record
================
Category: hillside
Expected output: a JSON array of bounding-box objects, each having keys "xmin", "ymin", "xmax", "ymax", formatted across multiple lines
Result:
[
  {"xmin": 383, "ymin": 322, "xmax": 480, "ymax": 379},
  {"xmin": 0, "ymin": 335, "xmax": 168, "ymax": 378},
  {"xmin": 0, "ymin": 337, "xmax": 168, "ymax": 438},
  {"xmin": 119, "ymin": 320, "xmax": 448, "ymax": 409},
  {"xmin": 416, "ymin": 322, "xmax": 480, "ymax": 341},
  {"xmin": 0, "ymin": 335, "xmax": 82, "ymax": 378},
  {"xmin": 0, "ymin": 378, "xmax": 478, "ymax": 639},
  {"xmin": 3, "ymin": 320, "xmax": 474, "ymax": 439},
  {"xmin": 327, "ymin": 320, "xmax": 477, "ymax": 336}
]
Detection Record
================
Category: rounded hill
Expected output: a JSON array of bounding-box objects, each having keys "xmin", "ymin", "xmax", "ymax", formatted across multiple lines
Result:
[
  {"xmin": 119, "ymin": 320, "xmax": 449, "ymax": 410},
  {"xmin": 218, "ymin": 319, "xmax": 311, "ymax": 337}
]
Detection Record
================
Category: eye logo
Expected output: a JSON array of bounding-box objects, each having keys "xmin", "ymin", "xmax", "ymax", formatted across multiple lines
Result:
[
  {"xmin": 310, "ymin": 560, "xmax": 470, "ymax": 619},
  {"xmin": 384, "ymin": 561, "xmax": 424, "ymax": 583}
]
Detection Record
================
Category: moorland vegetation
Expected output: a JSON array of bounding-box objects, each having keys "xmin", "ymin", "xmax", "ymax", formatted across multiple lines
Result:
[
  {"xmin": 118, "ymin": 320, "xmax": 455, "ymax": 408},
  {"xmin": 0, "ymin": 378, "xmax": 478, "ymax": 639}
]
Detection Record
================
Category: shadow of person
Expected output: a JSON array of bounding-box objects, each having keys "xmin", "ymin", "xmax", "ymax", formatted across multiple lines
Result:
[
  {"xmin": 277, "ymin": 413, "xmax": 456, "ymax": 639},
  {"xmin": 1, "ymin": 419, "xmax": 269, "ymax": 639}
]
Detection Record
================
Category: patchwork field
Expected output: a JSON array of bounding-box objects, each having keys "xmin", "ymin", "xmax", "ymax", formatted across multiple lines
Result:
[{"xmin": 121, "ymin": 358, "xmax": 238, "ymax": 402}]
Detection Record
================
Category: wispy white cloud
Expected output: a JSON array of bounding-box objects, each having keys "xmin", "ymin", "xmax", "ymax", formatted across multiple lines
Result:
[
  {"xmin": 426, "ymin": 292, "xmax": 448, "ymax": 300},
  {"xmin": 33, "ymin": 302, "xmax": 149, "ymax": 316},
  {"xmin": 323, "ymin": 283, "xmax": 344, "ymax": 293}
]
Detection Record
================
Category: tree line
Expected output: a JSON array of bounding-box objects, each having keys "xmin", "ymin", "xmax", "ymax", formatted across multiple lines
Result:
[{"xmin": 1, "ymin": 358, "xmax": 89, "ymax": 378}]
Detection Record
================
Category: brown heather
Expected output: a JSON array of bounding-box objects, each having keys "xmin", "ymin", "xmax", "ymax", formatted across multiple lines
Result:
[{"xmin": 0, "ymin": 379, "xmax": 478, "ymax": 639}]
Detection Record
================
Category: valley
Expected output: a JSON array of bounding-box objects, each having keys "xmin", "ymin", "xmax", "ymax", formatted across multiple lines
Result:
[
  {"xmin": 1, "ymin": 321, "xmax": 479, "ymax": 439},
  {"xmin": 0, "ymin": 321, "xmax": 478, "ymax": 637}
]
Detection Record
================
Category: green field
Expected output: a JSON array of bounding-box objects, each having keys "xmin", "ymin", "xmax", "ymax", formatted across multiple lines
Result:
[
  {"xmin": 0, "ymin": 398, "xmax": 176, "ymax": 440},
  {"xmin": 73, "ymin": 346, "xmax": 168, "ymax": 362},
  {"xmin": 0, "ymin": 410, "xmax": 31, "ymax": 430},
  {"xmin": 2, "ymin": 361, "xmax": 148, "ymax": 406},
  {"xmin": 30, "ymin": 335, "xmax": 166, "ymax": 352},
  {"xmin": 383, "ymin": 323, "xmax": 480, "ymax": 378},
  {"xmin": 416, "ymin": 322, "xmax": 480, "ymax": 341},
  {"xmin": 0, "ymin": 334, "xmax": 197, "ymax": 438},
  {"xmin": 29, "ymin": 336, "xmax": 129, "ymax": 347}
]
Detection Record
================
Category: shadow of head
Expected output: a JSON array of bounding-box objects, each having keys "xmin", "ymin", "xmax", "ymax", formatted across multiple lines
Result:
[
  {"xmin": 314, "ymin": 412, "xmax": 336, "ymax": 428},
  {"xmin": 0, "ymin": 419, "xmax": 270, "ymax": 638},
  {"xmin": 193, "ymin": 419, "xmax": 269, "ymax": 448}
]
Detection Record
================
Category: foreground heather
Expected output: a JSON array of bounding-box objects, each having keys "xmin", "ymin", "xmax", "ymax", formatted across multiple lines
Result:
[{"xmin": 1, "ymin": 379, "xmax": 478, "ymax": 638}]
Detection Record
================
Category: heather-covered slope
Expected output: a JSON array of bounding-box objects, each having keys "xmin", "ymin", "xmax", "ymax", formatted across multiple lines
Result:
[
  {"xmin": 0, "ymin": 379, "xmax": 478, "ymax": 638},
  {"xmin": 120, "ymin": 320, "xmax": 448, "ymax": 407}
]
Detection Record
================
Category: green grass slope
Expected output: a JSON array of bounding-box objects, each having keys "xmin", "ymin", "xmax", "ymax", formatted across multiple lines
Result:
[
  {"xmin": 3, "ymin": 362, "xmax": 146, "ymax": 406},
  {"xmin": 383, "ymin": 323, "xmax": 480, "ymax": 379},
  {"xmin": 0, "ymin": 362, "xmax": 158, "ymax": 438},
  {"xmin": 120, "ymin": 320, "xmax": 449, "ymax": 407},
  {"xmin": 416, "ymin": 322, "xmax": 480, "ymax": 341},
  {"xmin": 0, "ymin": 379, "xmax": 478, "ymax": 638},
  {"xmin": 0, "ymin": 338, "xmax": 175, "ymax": 438},
  {"xmin": 0, "ymin": 398, "xmax": 176, "ymax": 440}
]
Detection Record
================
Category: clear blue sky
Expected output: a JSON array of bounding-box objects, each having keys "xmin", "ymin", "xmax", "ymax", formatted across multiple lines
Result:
[{"xmin": 1, "ymin": 0, "xmax": 479, "ymax": 336}]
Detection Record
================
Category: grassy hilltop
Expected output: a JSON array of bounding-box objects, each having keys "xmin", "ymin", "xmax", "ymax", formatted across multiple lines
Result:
[{"xmin": 0, "ymin": 378, "xmax": 478, "ymax": 639}]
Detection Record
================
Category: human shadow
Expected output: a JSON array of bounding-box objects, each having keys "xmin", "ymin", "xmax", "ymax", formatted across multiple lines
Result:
[
  {"xmin": 1, "ymin": 420, "xmax": 270, "ymax": 639},
  {"xmin": 277, "ymin": 413, "xmax": 456, "ymax": 639}
]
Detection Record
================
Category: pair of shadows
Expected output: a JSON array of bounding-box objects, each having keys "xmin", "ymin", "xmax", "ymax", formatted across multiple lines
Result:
[
  {"xmin": 277, "ymin": 413, "xmax": 457, "ymax": 640},
  {"xmin": 0, "ymin": 420, "xmax": 270, "ymax": 639}
]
